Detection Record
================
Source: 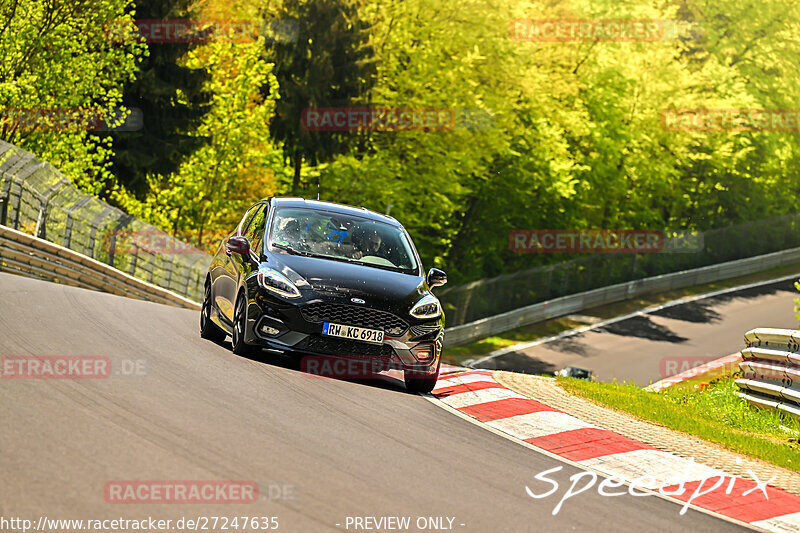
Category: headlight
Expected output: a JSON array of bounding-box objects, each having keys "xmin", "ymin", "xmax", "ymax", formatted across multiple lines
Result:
[
  {"xmin": 410, "ymin": 293, "xmax": 441, "ymax": 319},
  {"xmin": 258, "ymin": 266, "xmax": 301, "ymax": 298}
]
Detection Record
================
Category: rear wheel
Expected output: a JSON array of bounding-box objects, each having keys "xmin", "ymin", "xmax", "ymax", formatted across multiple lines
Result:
[
  {"xmin": 404, "ymin": 360, "xmax": 440, "ymax": 394},
  {"xmin": 200, "ymin": 281, "xmax": 226, "ymax": 342},
  {"xmin": 232, "ymin": 292, "xmax": 258, "ymax": 356}
]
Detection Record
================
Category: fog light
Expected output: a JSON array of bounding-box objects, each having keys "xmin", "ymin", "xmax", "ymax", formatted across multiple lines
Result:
[
  {"xmin": 260, "ymin": 325, "xmax": 280, "ymax": 336},
  {"xmin": 413, "ymin": 348, "xmax": 432, "ymax": 361}
]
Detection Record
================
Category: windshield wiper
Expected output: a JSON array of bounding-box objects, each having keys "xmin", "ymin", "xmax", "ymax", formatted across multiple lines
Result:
[{"xmin": 271, "ymin": 242, "xmax": 306, "ymax": 255}]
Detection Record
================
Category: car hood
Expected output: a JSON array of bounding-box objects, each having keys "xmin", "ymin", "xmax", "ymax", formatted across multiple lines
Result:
[{"xmin": 265, "ymin": 252, "xmax": 427, "ymax": 306}]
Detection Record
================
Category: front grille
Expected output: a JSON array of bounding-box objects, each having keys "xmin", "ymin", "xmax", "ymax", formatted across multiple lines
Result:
[
  {"xmin": 296, "ymin": 335, "xmax": 396, "ymax": 358},
  {"xmin": 301, "ymin": 302, "xmax": 409, "ymax": 336},
  {"xmin": 409, "ymin": 324, "xmax": 440, "ymax": 339}
]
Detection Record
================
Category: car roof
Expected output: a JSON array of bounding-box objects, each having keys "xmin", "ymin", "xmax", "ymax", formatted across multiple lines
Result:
[{"xmin": 267, "ymin": 197, "xmax": 400, "ymax": 226}]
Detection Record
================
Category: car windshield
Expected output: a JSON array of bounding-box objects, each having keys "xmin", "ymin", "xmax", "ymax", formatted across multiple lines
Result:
[{"xmin": 268, "ymin": 207, "xmax": 418, "ymax": 273}]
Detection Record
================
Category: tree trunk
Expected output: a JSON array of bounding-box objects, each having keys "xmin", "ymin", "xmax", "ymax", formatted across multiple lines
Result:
[{"xmin": 292, "ymin": 152, "xmax": 302, "ymax": 195}]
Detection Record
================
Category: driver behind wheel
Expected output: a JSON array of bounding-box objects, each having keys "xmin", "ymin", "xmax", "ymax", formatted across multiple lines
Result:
[{"xmin": 349, "ymin": 229, "xmax": 382, "ymax": 259}]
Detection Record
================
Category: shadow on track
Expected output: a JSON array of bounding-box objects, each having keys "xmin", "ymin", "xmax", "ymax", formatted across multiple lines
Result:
[
  {"xmin": 473, "ymin": 351, "xmax": 558, "ymax": 374},
  {"xmin": 596, "ymin": 315, "xmax": 689, "ymax": 343},
  {"xmin": 651, "ymin": 279, "xmax": 795, "ymax": 323},
  {"xmin": 216, "ymin": 339, "xmax": 412, "ymax": 395}
]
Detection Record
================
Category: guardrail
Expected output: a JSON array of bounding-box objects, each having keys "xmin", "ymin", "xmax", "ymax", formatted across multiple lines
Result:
[
  {"xmin": 0, "ymin": 225, "xmax": 200, "ymax": 310},
  {"xmin": 444, "ymin": 247, "xmax": 800, "ymax": 346},
  {"xmin": 0, "ymin": 140, "xmax": 208, "ymax": 302},
  {"xmin": 4, "ymin": 139, "xmax": 800, "ymax": 347},
  {"xmin": 736, "ymin": 328, "xmax": 800, "ymax": 419},
  {"xmin": 439, "ymin": 212, "xmax": 800, "ymax": 327}
]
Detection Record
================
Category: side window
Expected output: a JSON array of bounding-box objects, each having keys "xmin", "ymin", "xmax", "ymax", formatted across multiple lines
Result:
[
  {"xmin": 238, "ymin": 203, "xmax": 263, "ymax": 236},
  {"xmin": 246, "ymin": 204, "xmax": 269, "ymax": 253}
]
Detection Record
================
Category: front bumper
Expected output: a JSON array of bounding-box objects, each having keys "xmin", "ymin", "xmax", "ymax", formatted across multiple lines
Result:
[{"xmin": 242, "ymin": 286, "xmax": 443, "ymax": 374}]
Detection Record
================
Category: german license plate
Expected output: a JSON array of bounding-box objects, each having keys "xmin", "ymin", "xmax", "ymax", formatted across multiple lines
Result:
[{"xmin": 322, "ymin": 322, "xmax": 384, "ymax": 345}]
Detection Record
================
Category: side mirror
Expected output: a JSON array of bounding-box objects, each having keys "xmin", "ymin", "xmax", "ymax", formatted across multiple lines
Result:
[
  {"xmin": 226, "ymin": 235, "xmax": 251, "ymax": 256},
  {"xmin": 427, "ymin": 268, "xmax": 447, "ymax": 288}
]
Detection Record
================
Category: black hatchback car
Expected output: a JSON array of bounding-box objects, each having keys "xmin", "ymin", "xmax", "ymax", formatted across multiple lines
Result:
[{"xmin": 200, "ymin": 197, "xmax": 447, "ymax": 392}]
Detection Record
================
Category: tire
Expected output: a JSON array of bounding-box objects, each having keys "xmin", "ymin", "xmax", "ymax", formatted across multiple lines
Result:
[
  {"xmin": 200, "ymin": 281, "xmax": 227, "ymax": 342},
  {"xmin": 231, "ymin": 292, "xmax": 258, "ymax": 356},
  {"xmin": 404, "ymin": 360, "xmax": 440, "ymax": 394}
]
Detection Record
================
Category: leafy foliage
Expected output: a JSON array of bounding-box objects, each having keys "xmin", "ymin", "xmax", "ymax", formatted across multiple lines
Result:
[
  {"xmin": 0, "ymin": 0, "xmax": 146, "ymax": 195},
  {"xmin": 115, "ymin": 36, "xmax": 283, "ymax": 248},
  {"xmin": 97, "ymin": 0, "xmax": 212, "ymax": 198},
  {"xmin": 5, "ymin": 0, "xmax": 800, "ymax": 280},
  {"xmin": 263, "ymin": 0, "xmax": 377, "ymax": 194}
]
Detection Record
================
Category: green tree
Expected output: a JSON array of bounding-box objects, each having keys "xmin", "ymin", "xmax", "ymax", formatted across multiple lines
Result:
[
  {"xmin": 0, "ymin": 0, "xmax": 145, "ymax": 195},
  {"xmin": 263, "ymin": 0, "xmax": 377, "ymax": 195},
  {"xmin": 98, "ymin": 0, "xmax": 212, "ymax": 198},
  {"xmin": 116, "ymin": 37, "xmax": 283, "ymax": 249}
]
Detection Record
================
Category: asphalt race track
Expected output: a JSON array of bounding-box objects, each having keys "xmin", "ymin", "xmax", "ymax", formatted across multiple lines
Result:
[
  {"xmin": 473, "ymin": 277, "xmax": 800, "ymax": 385},
  {"xmin": 0, "ymin": 273, "xmax": 750, "ymax": 532}
]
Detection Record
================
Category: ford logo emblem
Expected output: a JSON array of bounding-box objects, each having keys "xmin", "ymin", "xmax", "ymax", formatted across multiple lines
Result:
[{"xmin": 351, "ymin": 298, "xmax": 365, "ymax": 304}]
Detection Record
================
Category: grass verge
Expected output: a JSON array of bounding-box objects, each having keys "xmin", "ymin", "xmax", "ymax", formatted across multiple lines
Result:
[
  {"xmin": 559, "ymin": 375, "xmax": 800, "ymax": 473},
  {"xmin": 443, "ymin": 261, "xmax": 800, "ymax": 366},
  {"xmin": 442, "ymin": 316, "xmax": 587, "ymax": 363}
]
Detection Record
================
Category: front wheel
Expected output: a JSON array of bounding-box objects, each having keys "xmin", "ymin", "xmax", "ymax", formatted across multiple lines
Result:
[
  {"xmin": 404, "ymin": 361, "xmax": 440, "ymax": 394},
  {"xmin": 231, "ymin": 293, "xmax": 258, "ymax": 356},
  {"xmin": 200, "ymin": 281, "xmax": 226, "ymax": 342}
]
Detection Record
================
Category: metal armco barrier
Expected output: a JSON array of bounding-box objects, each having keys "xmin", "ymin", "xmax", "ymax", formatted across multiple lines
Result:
[
  {"xmin": 440, "ymin": 214, "xmax": 800, "ymax": 328},
  {"xmin": 444, "ymin": 249, "xmax": 800, "ymax": 346},
  {"xmin": 0, "ymin": 225, "xmax": 200, "ymax": 310},
  {"xmin": 4, "ymin": 139, "xmax": 800, "ymax": 346},
  {"xmin": 736, "ymin": 328, "xmax": 800, "ymax": 419},
  {"xmin": 0, "ymin": 140, "xmax": 208, "ymax": 302}
]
